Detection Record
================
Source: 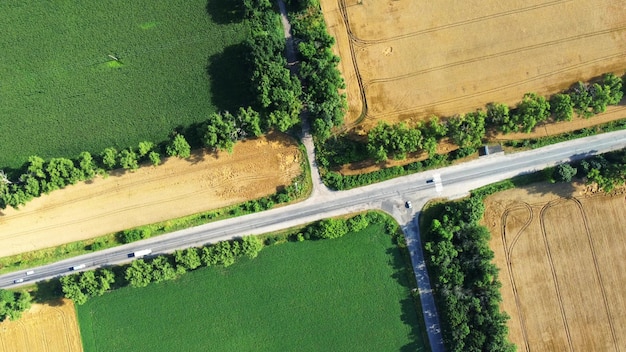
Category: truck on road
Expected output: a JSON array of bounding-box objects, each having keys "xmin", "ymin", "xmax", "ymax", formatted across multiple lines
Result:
[
  {"xmin": 130, "ymin": 249, "xmax": 152, "ymax": 258},
  {"xmin": 71, "ymin": 264, "xmax": 86, "ymax": 271}
]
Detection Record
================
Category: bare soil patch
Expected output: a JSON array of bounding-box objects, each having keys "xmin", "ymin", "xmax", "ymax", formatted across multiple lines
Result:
[
  {"xmin": 482, "ymin": 183, "xmax": 626, "ymax": 351},
  {"xmin": 0, "ymin": 299, "xmax": 82, "ymax": 352},
  {"xmin": 320, "ymin": 0, "xmax": 626, "ymax": 129},
  {"xmin": 0, "ymin": 134, "xmax": 302, "ymax": 258}
]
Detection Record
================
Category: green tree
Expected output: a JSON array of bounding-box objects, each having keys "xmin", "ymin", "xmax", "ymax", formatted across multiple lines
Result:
[
  {"xmin": 485, "ymin": 103, "xmax": 510, "ymax": 126},
  {"xmin": 78, "ymin": 151, "xmax": 97, "ymax": 179},
  {"xmin": 241, "ymin": 236, "xmax": 263, "ymax": 259},
  {"xmin": 26, "ymin": 155, "xmax": 46, "ymax": 179},
  {"xmin": 166, "ymin": 134, "xmax": 191, "ymax": 159},
  {"xmin": 125, "ymin": 259, "xmax": 153, "ymax": 288},
  {"xmin": 511, "ymin": 93, "xmax": 550, "ymax": 133},
  {"xmin": 101, "ymin": 147, "xmax": 118, "ymax": 170},
  {"xmin": 569, "ymin": 82, "xmax": 593, "ymax": 117},
  {"xmin": 602, "ymin": 73, "xmax": 623, "ymax": 105},
  {"xmin": 555, "ymin": 163, "xmax": 577, "ymax": 182},
  {"xmin": 0, "ymin": 289, "xmax": 32, "ymax": 322},
  {"xmin": 150, "ymin": 256, "xmax": 176, "ymax": 283},
  {"xmin": 550, "ymin": 93, "xmax": 574, "ymax": 121},
  {"xmin": 313, "ymin": 218, "xmax": 349, "ymax": 239},
  {"xmin": 447, "ymin": 111, "xmax": 486, "ymax": 148},
  {"xmin": 588, "ymin": 83, "xmax": 611, "ymax": 114},
  {"xmin": 173, "ymin": 248, "xmax": 202, "ymax": 271},
  {"xmin": 138, "ymin": 141, "xmax": 154, "ymax": 157},
  {"xmin": 148, "ymin": 151, "xmax": 161, "ymax": 166},
  {"xmin": 118, "ymin": 149, "xmax": 139, "ymax": 171}
]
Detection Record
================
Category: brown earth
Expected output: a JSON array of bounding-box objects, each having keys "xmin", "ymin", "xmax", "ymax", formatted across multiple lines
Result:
[
  {"xmin": 0, "ymin": 133, "xmax": 302, "ymax": 258},
  {"xmin": 482, "ymin": 183, "xmax": 626, "ymax": 351},
  {"xmin": 320, "ymin": 0, "xmax": 626, "ymax": 129},
  {"xmin": 0, "ymin": 299, "xmax": 82, "ymax": 352}
]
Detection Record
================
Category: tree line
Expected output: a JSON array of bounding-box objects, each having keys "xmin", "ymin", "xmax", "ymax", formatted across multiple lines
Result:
[
  {"xmin": 288, "ymin": 0, "xmax": 348, "ymax": 140},
  {"xmin": 60, "ymin": 212, "xmax": 394, "ymax": 305},
  {"xmin": 552, "ymin": 148, "xmax": 626, "ymax": 192},
  {"xmin": 423, "ymin": 196, "xmax": 515, "ymax": 352},
  {"xmin": 327, "ymin": 72, "xmax": 624, "ymax": 169}
]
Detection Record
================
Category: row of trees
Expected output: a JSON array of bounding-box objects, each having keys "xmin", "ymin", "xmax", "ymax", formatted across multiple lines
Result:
[
  {"xmin": 60, "ymin": 269, "xmax": 116, "ymax": 305},
  {"xmin": 423, "ymin": 197, "xmax": 515, "ymax": 352},
  {"xmin": 0, "ymin": 289, "xmax": 32, "ymax": 322},
  {"xmin": 553, "ymin": 149, "xmax": 626, "ymax": 191},
  {"xmin": 0, "ymin": 133, "xmax": 192, "ymax": 209},
  {"xmin": 289, "ymin": 0, "xmax": 347, "ymax": 140},
  {"xmin": 355, "ymin": 73, "xmax": 624, "ymax": 165},
  {"xmin": 245, "ymin": 0, "xmax": 302, "ymax": 133}
]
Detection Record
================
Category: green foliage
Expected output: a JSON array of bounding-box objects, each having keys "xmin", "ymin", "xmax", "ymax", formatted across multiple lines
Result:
[
  {"xmin": 309, "ymin": 218, "xmax": 350, "ymax": 239},
  {"xmin": 241, "ymin": 235, "xmax": 264, "ymax": 259},
  {"xmin": 148, "ymin": 151, "xmax": 161, "ymax": 166},
  {"xmin": 117, "ymin": 229, "xmax": 150, "ymax": 244},
  {"xmin": 118, "ymin": 149, "xmax": 139, "ymax": 171},
  {"xmin": 577, "ymin": 150, "xmax": 626, "ymax": 192},
  {"xmin": 555, "ymin": 163, "xmax": 577, "ymax": 182},
  {"xmin": 569, "ymin": 82, "xmax": 594, "ymax": 117},
  {"xmin": 101, "ymin": 148, "xmax": 118, "ymax": 170},
  {"xmin": 367, "ymin": 121, "xmax": 422, "ymax": 161},
  {"xmin": 550, "ymin": 93, "xmax": 574, "ymax": 121},
  {"xmin": 138, "ymin": 142, "xmax": 154, "ymax": 157},
  {"xmin": 76, "ymin": 221, "xmax": 425, "ymax": 352},
  {"xmin": 508, "ymin": 92, "xmax": 550, "ymax": 133},
  {"xmin": 125, "ymin": 259, "xmax": 154, "ymax": 288},
  {"xmin": 423, "ymin": 197, "xmax": 515, "ymax": 352},
  {"xmin": 78, "ymin": 151, "xmax": 97, "ymax": 179},
  {"xmin": 447, "ymin": 111, "xmax": 486, "ymax": 148},
  {"xmin": 291, "ymin": 2, "xmax": 347, "ymax": 139},
  {"xmin": 60, "ymin": 269, "xmax": 115, "ymax": 305},
  {"xmin": 485, "ymin": 103, "xmax": 510, "ymax": 125},
  {"xmin": 166, "ymin": 134, "xmax": 191, "ymax": 159},
  {"xmin": 174, "ymin": 248, "xmax": 202, "ymax": 272},
  {"xmin": 602, "ymin": 73, "xmax": 624, "ymax": 105},
  {"xmin": 0, "ymin": 289, "xmax": 32, "ymax": 322}
]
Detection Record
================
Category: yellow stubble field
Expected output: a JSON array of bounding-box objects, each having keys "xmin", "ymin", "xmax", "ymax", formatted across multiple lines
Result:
[
  {"xmin": 320, "ymin": 0, "xmax": 626, "ymax": 129},
  {"xmin": 483, "ymin": 184, "xmax": 626, "ymax": 351}
]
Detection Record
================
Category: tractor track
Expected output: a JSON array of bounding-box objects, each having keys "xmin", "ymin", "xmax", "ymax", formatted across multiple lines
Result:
[
  {"xmin": 539, "ymin": 199, "xmax": 575, "ymax": 352},
  {"xmin": 347, "ymin": 0, "xmax": 572, "ymax": 45},
  {"xmin": 501, "ymin": 201, "xmax": 533, "ymax": 352}
]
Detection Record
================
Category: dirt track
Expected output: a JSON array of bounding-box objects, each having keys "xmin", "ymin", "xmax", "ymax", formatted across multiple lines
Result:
[
  {"xmin": 0, "ymin": 134, "xmax": 302, "ymax": 258},
  {"xmin": 320, "ymin": 0, "xmax": 626, "ymax": 129},
  {"xmin": 0, "ymin": 299, "xmax": 82, "ymax": 352},
  {"xmin": 483, "ymin": 183, "xmax": 626, "ymax": 351}
]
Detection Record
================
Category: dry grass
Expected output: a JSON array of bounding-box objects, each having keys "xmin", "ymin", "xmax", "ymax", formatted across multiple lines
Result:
[
  {"xmin": 483, "ymin": 183, "xmax": 626, "ymax": 351},
  {"xmin": 0, "ymin": 133, "xmax": 302, "ymax": 258},
  {"xmin": 0, "ymin": 299, "xmax": 82, "ymax": 352},
  {"xmin": 320, "ymin": 0, "xmax": 626, "ymax": 130}
]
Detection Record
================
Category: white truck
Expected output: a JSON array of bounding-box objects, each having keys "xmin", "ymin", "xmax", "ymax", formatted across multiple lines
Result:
[
  {"xmin": 131, "ymin": 249, "xmax": 152, "ymax": 258},
  {"xmin": 71, "ymin": 264, "xmax": 86, "ymax": 271}
]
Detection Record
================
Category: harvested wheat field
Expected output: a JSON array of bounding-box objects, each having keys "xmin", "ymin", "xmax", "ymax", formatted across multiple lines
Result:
[
  {"xmin": 0, "ymin": 299, "xmax": 82, "ymax": 352},
  {"xmin": 483, "ymin": 183, "xmax": 626, "ymax": 351},
  {"xmin": 320, "ymin": 0, "xmax": 626, "ymax": 129},
  {"xmin": 0, "ymin": 133, "xmax": 302, "ymax": 258}
]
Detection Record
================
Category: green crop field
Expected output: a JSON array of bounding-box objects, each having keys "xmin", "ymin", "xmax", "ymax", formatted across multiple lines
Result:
[
  {"xmin": 76, "ymin": 224, "xmax": 427, "ymax": 351},
  {"xmin": 0, "ymin": 1, "xmax": 251, "ymax": 170}
]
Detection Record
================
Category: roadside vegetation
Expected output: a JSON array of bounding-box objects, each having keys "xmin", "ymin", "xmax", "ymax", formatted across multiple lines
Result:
[
  {"xmin": 317, "ymin": 73, "xmax": 625, "ymax": 189},
  {"xmin": 419, "ymin": 147, "xmax": 626, "ymax": 351},
  {"xmin": 0, "ymin": 288, "xmax": 32, "ymax": 322},
  {"xmin": 68, "ymin": 213, "xmax": 427, "ymax": 351}
]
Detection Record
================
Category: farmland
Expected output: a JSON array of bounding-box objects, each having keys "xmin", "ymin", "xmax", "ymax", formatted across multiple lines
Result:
[
  {"xmin": 76, "ymin": 223, "xmax": 427, "ymax": 351},
  {"xmin": 320, "ymin": 0, "xmax": 626, "ymax": 129},
  {"xmin": 483, "ymin": 183, "xmax": 626, "ymax": 351},
  {"xmin": 0, "ymin": 133, "xmax": 302, "ymax": 258},
  {"xmin": 0, "ymin": 0, "xmax": 250, "ymax": 170},
  {"xmin": 0, "ymin": 299, "xmax": 82, "ymax": 352}
]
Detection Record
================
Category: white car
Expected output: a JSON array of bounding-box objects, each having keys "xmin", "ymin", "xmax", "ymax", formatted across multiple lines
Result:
[
  {"xmin": 405, "ymin": 201, "xmax": 412, "ymax": 209},
  {"xmin": 14, "ymin": 278, "xmax": 24, "ymax": 284},
  {"xmin": 26, "ymin": 270, "xmax": 35, "ymax": 275}
]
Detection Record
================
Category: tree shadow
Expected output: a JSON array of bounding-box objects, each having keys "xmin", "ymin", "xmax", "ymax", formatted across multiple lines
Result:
[
  {"xmin": 33, "ymin": 279, "xmax": 63, "ymax": 303},
  {"xmin": 206, "ymin": 43, "xmax": 255, "ymax": 115},
  {"xmin": 386, "ymin": 246, "xmax": 429, "ymax": 351},
  {"xmin": 205, "ymin": 0, "xmax": 245, "ymax": 25}
]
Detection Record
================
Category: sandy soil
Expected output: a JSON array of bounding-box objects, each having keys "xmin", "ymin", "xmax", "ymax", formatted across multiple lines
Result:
[
  {"xmin": 0, "ymin": 299, "xmax": 82, "ymax": 352},
  {"xmin": 320, "ymin": 0, "xmax": 626, "ymax": 129},
  {"xmin": 482, "ymin": 183, "xmax": 626, "ymax": 351},
  {"xmin": 0, "ymin": 133, "xmax": 302, "ymax": 258}
]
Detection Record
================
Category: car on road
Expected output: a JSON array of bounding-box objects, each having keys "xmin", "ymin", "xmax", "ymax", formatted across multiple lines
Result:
[
  {"xmin": 26, "ymin": 270, "xmax": 35, "ymax": 275},
  {"xmin": 405, "ymin": 201, "xmax": 412, "ymax": 209},
  {"xmin": 426, "ymin": 179, "xmax": 434, "ymax": 184},
  {"xmin": 70, "ymin": 264, "xmax": 86, "ymax": 271},
  {"xmin": 14, "ymin": 278, "xmax": 24, "ymax": 284}
]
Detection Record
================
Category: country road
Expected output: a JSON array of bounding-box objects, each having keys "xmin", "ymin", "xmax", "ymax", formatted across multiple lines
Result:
[{"xmin": 1, "ymin": 129, "xmax": 625, "ymax": 351}]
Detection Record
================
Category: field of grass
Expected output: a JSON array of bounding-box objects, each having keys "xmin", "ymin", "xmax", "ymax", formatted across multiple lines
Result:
[
  {"xmin": 76, "ymin": 224, "xmax": 426, "ymax": 351},
  {"xmin": 0, "ymin": 0, "xmax": 251, "ymax": 170}
]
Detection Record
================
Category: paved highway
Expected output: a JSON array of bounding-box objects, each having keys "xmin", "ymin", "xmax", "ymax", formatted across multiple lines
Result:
[{"xmin": 1, "ymin": 130, "xmax": 625, "ymax": 351}]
